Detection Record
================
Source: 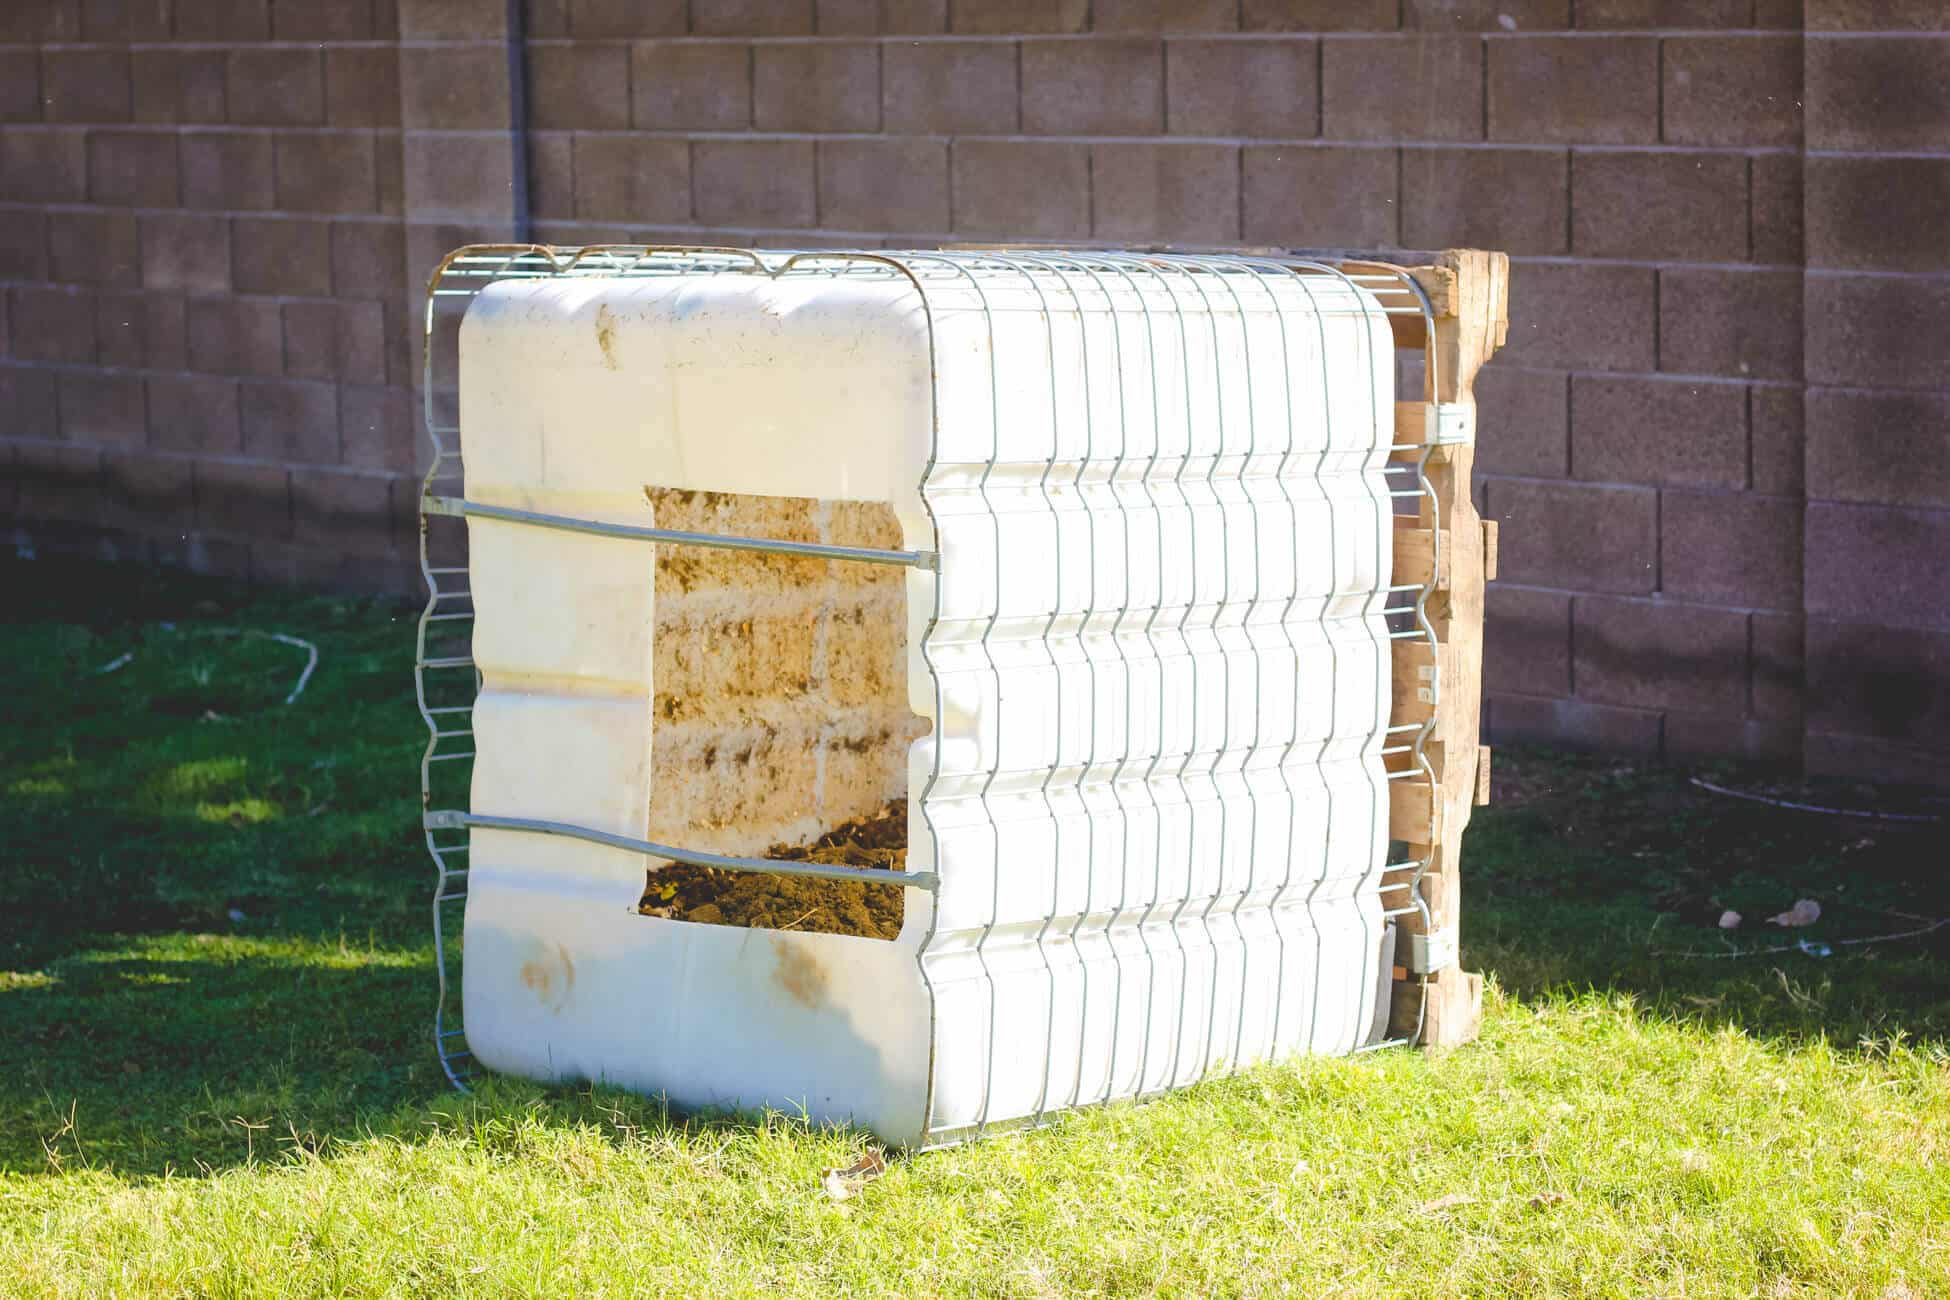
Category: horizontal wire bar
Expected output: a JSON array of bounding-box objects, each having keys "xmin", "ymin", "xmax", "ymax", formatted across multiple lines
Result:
[
  {"xmin": 426, "ymin": 810, "xmax": 939, "ymax": 891},
  {"xmin": 427, "ymin": 751, "xmax": 475, "ymax": 763},
  {"xmin": 419, "ymin": 656, "xmax": 475, "ymax": 669},
  {"xmin": 429, "ymin": 498, "xmax": 940, "ymax": 570}
]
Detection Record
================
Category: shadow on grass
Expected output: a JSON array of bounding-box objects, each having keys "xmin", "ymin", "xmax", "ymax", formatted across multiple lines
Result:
[
  {"xmin": 2, "ymin": 937, "xmax": 433, "ymax": 1177},
  {"xmin": 1461, "ymin": 746, "xmax": 1950, "ymax": 1050},
  {"xmin": 1, "ymin": 933, "xmax": 829, "ymax": 1181},
  {"xmin": 4, "ymin": 554, "xmax": 1946, "ymax": 1181},
  {"xmin": 1, "ymin": 553, "xmax": 442, "ymax": 1177}
]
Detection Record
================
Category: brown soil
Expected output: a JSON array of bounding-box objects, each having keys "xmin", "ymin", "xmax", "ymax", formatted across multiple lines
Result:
[{"xmin": 637, "ymin": 802, "xmax": 907, "ymax": 940}]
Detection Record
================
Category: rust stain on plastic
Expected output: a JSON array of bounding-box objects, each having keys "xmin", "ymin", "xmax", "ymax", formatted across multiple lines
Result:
[
  {"xmin": 771, "ymin": 937, "xmax": 828, "ymax": 1009},
  {"xmin": 520, "ymin": 941, "xmax": 576, "ymax": 1013}
]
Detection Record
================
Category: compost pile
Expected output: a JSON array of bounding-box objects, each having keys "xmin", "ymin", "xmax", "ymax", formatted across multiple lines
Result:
[{"xmin": 638, "ymin": 802, "xmax": 907, "ymax": 940}]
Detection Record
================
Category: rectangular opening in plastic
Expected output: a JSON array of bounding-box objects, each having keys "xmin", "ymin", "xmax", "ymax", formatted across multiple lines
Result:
[{"xmin": 633, "ymin": 486, "xmax": 926, "ymax": 940}]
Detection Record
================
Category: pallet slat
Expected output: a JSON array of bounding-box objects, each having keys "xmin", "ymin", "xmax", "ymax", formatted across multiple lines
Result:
[{"xmin": 1379, "ymin": 249, "xmax": 1508, "ymax": 1050}]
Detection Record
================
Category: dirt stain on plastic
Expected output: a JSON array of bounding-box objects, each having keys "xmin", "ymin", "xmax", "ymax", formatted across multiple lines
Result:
[
  {"xmin": 771, "ymin": 938, "xmax": 828, "ymax": 1009},
  {"xmin": 595, "ymin": 304, "xmax": 619, "ymax": 370},
  {"xmin": 520, "ymin": 941, "xmax": 576, "ymax": 1013}
]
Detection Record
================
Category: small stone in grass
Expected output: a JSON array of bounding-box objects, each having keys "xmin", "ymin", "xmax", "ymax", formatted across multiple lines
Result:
[{"xmin": 1419, "ymin": 1192, "xmax": 1475, "ymax": 1214}]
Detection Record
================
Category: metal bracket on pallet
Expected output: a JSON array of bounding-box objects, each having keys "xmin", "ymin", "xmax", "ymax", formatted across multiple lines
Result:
[
  {"xmin": 1425, "ymin": 402, "xmax": 1475, "ymax": 447},
  {"xmin": 1402, "ymin": 924, "xmax": 1459, "ymax": 975}
]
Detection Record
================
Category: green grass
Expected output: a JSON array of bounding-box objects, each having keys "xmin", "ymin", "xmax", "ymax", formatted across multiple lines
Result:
[{"xmin": 2, "ymin": 552, "xmax": 1945, "ymax": 1297}]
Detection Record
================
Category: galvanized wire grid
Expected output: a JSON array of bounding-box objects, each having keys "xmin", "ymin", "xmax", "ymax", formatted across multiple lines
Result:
[{"xmin": 414, "ymin": 246, "xmax": 1443, "ymax": 1134}]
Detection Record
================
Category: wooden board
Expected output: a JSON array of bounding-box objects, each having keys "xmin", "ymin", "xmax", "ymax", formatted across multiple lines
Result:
[{"xmin": 1367, "ymin": 249, "xmax": 1508, "ymax": 1050}]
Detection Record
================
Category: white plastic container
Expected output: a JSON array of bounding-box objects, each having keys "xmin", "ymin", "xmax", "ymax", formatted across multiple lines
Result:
[{"xmin": 456, "ymin": 252, "xmax": 1398, "ymax": 1146}]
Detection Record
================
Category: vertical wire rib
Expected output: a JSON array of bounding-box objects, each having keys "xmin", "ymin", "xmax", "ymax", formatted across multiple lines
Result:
[
  {"xmin": 1368, "ymin": 264, "xmax": 1443, "ymax": 1049},
  {"xmin": 1095, "ymin": 256, "xmax": 1162, "ymax": 1109},
  {"xmin": 1181, "ymin": 257, "xmax": 1251, "ymax": 1082},
  {"xmin": 1242, "ymin": 261, "xmax": 1305, "ymax": 1063},
  {"xmin": 1139, "ymin": 257, "xmax": 1210, "ymax": 1091},
  {"xmin": 1244, "ymin": 267, "xmax": 1301, "ymax": 1066},
  {"xmin": 1130, "ymin": 257, "xmax": 1179, "ymax": 1102},
  {"xmin": 1333, "ymin": 267, "xmax": 1396, "ymax": 1044},
  {"xmin": 419, "ymin": 249, "xmax": 466, "ymax": 1092},
  {"xmin": 1007, "ymin": 254, "xmax": 1069, "ymax": 1132},
  {"xmin": 1210, "ymin": 265, "xmax": 1265, "ymax": 1075},
  {"xmin": 966, "ymin": 258, "xmax": 1008, "ymax": 1140},
  {"xmin": 1049, "ymin": 254, "xmax": 1114, "ymax": 1114},
  {"xmin": 1342, "ymin": 270, "xmax": 1391, "ymax": 1044},
  {"xmin": 1156, "ymin": 258, "xmax": 1220, "ymax": 1093},
  {"xmin": 418, "ymin": 247, "xmax": 517, "ymax": 1092},
  {"xmin": 1290, "ymin": 267, "xmax": 1343, "ymax": 1055}
]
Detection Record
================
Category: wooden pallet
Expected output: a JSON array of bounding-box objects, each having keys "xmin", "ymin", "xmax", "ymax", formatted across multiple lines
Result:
[{"xmin": 1341, "ymin": 248, "xmax": 1509, "ymax": 1049}]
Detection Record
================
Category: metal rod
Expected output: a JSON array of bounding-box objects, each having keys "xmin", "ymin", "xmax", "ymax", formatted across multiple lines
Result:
[
  {"xmin": 428, "ymin": 497, "xmax": 940, "ymax": 570},
  {"xmin": 425, "ymin": 810, "xmax": 939, "ymax": 891}
]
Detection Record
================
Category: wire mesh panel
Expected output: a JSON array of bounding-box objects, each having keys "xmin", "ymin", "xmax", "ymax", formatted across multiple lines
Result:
[{"xmin": 415, "ymin": 246, "xmax": 1442, "ymax": 1146}]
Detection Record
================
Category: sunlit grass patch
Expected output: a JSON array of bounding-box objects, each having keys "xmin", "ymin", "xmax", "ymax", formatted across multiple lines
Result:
[
  {"xmin": 193, "ymin": 798, "xmax": 281, "ymax": 826},
  {"xmin": 151, "ymin": 757, "xmax": 252, "ymax": 799}
]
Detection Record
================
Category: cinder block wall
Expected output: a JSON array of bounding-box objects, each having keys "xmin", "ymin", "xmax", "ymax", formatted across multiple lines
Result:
[
  {"xmin": 3, "ymin": 0, "xmax": 1945, "ymax": 784},
  {"xmin": 2, "ymin": 0, "xmax": 419, "ymax": 592},
  {"xmin": 1797, "ymin": 13, "xmax": 1950, "ymax": 784}
]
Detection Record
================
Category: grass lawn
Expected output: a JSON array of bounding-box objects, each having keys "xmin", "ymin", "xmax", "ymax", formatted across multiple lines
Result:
[{"xmin": 1, "ymin": 551, "xmax": 1945, "ymax": 1297}]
